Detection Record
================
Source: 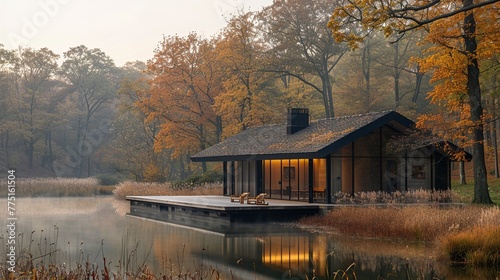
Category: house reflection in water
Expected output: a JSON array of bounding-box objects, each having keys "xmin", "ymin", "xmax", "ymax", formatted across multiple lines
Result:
[
  {"xmin": 260, "ymin": 234, "xmax": 329, "ymax": 276},
  {"xmin": 138, "ymin": 216, "xmax": 438, "ymax": 279},
  {"xmin": 146, "ymin": 220, "xmax": 330, "ymax": 278}
]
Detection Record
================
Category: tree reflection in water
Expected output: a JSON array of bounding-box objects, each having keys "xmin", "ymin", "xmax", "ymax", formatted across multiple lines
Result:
[{"xmin": 1, "ymin": 197, "xmax": 497, "ymax": 279}]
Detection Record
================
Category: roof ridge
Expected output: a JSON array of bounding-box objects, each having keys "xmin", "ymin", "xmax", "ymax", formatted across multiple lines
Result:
[
  {"xmin": 312, "ymin": 110, "xmax": 394, "ymax": 123},
  {"xmin": 248, "ymin": 110, "xmax": 395, "ymax": 129}
]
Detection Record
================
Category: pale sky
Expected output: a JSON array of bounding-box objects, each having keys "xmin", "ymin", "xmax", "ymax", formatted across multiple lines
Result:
[{"xmin": 1, "ymin": 0, "xmax": 273, "ymax": 66}]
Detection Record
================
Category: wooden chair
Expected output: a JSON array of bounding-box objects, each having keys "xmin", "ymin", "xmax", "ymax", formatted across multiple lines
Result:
[
  {"xmin": 247, "ymin": 193, "xmax": 268, "ymax": 205},
  {"xmin": 230, "ymin": 192, "xmax": 250, "ymax": 204}
]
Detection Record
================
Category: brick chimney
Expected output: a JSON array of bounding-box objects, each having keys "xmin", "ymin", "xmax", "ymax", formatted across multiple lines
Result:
[{"xmin": 287, "ymin": 108, "xmax": 309, "ymax": 134}]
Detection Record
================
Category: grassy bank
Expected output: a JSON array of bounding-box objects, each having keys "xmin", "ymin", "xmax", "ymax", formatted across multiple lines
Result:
[
  {"xmin": 299, "ymin": 178, "xmax": 500, "ymax": 242},
  {"xmin": 442, "ymin": 226, "xmax": 500, "ymax": 267},
  {"xmin": 299, "ymin": 204, "xmax": 500, "ymax": 268},
  {"xmin": 113, "ymin": 181, "xmax": 222, "ymax": 200},
  {"xmin": 299, "ymin": 179, "xmax": 500, "ymax": 269},
  {"xmin": 452, "ymin": 177, "xmax": 500, "ymax": 204},
  {"xmin": 1, "ymin": 229, "xmax": 227, "ymax": 280},
  {"xmin": 0, "ymin": 177, "xmax": 114, "ymax": 197},
  {"xmin": 0, "ymin": 177, "xmax": 223, "ymax": 198}
]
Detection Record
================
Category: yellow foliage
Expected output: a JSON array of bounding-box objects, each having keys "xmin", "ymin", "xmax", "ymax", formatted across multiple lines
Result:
[
  {"xmin": 414, "ymin": 2, "xmax": 500, "ymax": 144},
  {"xmin": 136, "ymin": 33, "xmax": 222, "ymax": 159},
  {"xmin": 142, "ymin": 162, "xmax": 165, "ymax": 182}
]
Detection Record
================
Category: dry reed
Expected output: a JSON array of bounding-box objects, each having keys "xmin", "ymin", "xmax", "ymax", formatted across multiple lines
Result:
[
  {"xmin": 300, "ymin": 205, "xmax": 500, "ymax": 269},
  {"xmin": 0, "ymin": 228, "xmax": 230, "ymax": 280},
  {"xmin": 300, "ymin": 205, "xmax": 495, "ymax": 242},
  {"xmin": 438, "ymin": 206, "xmax": 500, "ymax": 267},
  {"xmin": 113, "ymin": 181, "xmax": 223, "ymax": 200},
  {"xmin": 441, "ymin": 226, "xmax": 500, "ymax": 267},
  {"xmin": 3, "ymin": 177, "xmax": 109, "ymax": 197},
  {"xmin": 332, "ymin": 189, "xmax": 459, "ymax": 204}
]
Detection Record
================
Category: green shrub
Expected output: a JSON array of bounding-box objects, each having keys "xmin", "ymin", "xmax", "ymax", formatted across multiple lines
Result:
[
  {"xmin": 95, "ymin": 173, "xmax": 122, "ymax": 186},
  {"xmin": 183, "ymin": 171, "xmax": 223, "ymax": 184}
]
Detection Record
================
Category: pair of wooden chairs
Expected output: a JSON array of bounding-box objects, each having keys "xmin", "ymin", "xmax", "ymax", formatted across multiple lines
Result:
[
  {"xmin": 230, "ymin": 192, "xmax": 268, "ymax": 205},
  {"xmin": 230, "ymin": 192, "xmax": 250, "ymax": 204}
]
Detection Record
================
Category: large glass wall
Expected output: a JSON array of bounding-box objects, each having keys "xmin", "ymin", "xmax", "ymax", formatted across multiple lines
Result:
[
  {"xmin": 333, "ymin": 127, "xmax": 434, "ymax": 195},
  {"xmin": 263, "ymin": 159, "xmax": 311, "ymax": 201},
  {"xmin": 339, "ymin": 131, "xmax": 391, "ymax": 194},
  {"xmin": 228, "ymin": 161, "xmax": 258, "ymax": 195},
  {"xmin": 312, "ymin": 159, "xmax": 326, "ymax": 202},
  {"xmin": 225, "ymin": 125, "xmax": 438, "ymax": 202}
]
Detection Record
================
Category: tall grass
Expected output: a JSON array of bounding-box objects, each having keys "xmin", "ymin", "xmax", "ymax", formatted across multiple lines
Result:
[
  {"xmin": 440, "ymin": 206, "xmax": 500, "ymax": 267},
  {"xmin": 300, "ymin": 205, "xmax": 500, "ymax": 242},
  {"xmin": 301, "ymin": 205, "xmax": 479, "ymax": 242},
  {"xmin": 0, "ymin": 228, "xmax": 229, "ymax": 280},
  {"xmin": 0, "ymin": 177, "xmax": 113, "ymax": 197},
  {"xmin": 300, "ymin": 205, "xmax": 500, "ymax": 269},
  {"xmin": 113, "ymin": 181, "xmax": 223, "ymax": 200},
  {"xmin": 441, "ymin": 226, "xmax": 500, "ymax": 267},
  {"xmin": 332, "ymin": 189, "xmax": 459, "ymax": 204}
]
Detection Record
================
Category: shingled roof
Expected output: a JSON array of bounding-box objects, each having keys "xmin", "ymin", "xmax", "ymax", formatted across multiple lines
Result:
[{"xmin": 191, "ymin": 110, "xmax": 415, "ymax": 162}]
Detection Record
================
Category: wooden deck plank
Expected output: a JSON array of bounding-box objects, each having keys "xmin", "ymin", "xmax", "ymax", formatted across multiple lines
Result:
[
  {"xmin": 127, "ymin": 195, "xmax": 322, "ymax": 209},
  {"xmin": 126, "ymin": 195, "xmax": 328, "ymax": 225}
]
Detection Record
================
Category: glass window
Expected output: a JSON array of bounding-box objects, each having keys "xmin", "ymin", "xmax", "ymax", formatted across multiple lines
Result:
[{"xmin": 313, "ymin": 159, "xmax": 326, "ymax": 202}]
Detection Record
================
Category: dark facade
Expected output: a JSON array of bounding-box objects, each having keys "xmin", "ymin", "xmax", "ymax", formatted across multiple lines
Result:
[{"xmin": 192, "ymin": 109, "xmax": 466, "ymax": 204}]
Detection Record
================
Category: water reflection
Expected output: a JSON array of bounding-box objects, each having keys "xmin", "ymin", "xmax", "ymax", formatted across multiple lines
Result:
[{"xmin": 1, "ymin": 197, "xmax": 498, "ymax": 279}]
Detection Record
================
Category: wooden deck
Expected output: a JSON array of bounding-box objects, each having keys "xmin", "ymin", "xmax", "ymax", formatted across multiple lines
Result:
[{"xmin": 127, "ymin": 195, "xmax": 329, "ymax": 231}]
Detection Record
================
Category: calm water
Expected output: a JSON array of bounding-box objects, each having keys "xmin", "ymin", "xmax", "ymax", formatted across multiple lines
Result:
[{"xmin": 1, "ymin": 196, "xmax": 496, "ymax": 279}]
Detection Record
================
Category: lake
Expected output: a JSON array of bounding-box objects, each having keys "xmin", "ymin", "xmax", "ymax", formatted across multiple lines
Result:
[{"xmin": 1, "ymin": 196, "xmax": 494, "ymax": 279}]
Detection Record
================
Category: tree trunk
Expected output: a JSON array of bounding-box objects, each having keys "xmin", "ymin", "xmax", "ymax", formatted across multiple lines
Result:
[
  {"xmin": 463, "ymin": 0, "xmax": 493, "ymax": 204},
  {"xmin": 362, "ymin": 42, "xmax": 371, "ymax": 112},
  {"xmin": 215, "ymin": 115, "xmax": 223, "ymax": 144},
  {"xmin": 28, "ymin": 139, "xmax": 34, "ymax": 170},
  {"xmin": 493, "ymin": 99, "xmax": 499, "ymax": 178},
  {"xmin": 459, "ymin": 161, "xmax": 467, "ymax": 185},
  {"xmin": 412, "ymin": 69, "xmax": 424, "ymax": 104},
  {"xmin": 48, "ymin": 130, "xmax": 53, "ymax": 165},
  {"xmin": 321, "ymin": 76, "xmax": 335, "ymax": 118},
  {"xmin": 494, "ymin": 120, "xmax": 499, "ymax": 178},
  {"xmin": 392, "ymin": 41, "xmax": 400, "ymax": 108},
  {"xmin": 5, "ymin": 131, "xmax": 10, "ymax": 167},
  {"xmin": 322, "ymin": 58, "xmax": 335, "ymax": 118}
]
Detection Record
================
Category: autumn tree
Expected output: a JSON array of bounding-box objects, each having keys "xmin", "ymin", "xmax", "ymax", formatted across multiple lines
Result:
[
  {"xmin": 105, "ymin": 61, "xmax": 168, "ymax": 181},
  {"xmin": 482, "ymin": 55, "xmax": 500, "ymax": 179},
  {"xmin": 0, "ymin": 45, "xmax": 16, "ymax": 167},
  {"xmin": 10, "ymin": 47, "xmax": 60, "ymax": 169},
  {"xmin": 333, "ymin": 33, "xmax": 392, "ymax": 114},
  {"xmin": 60, "ymin": 45, "xmax": 117, "ymax": 177},
  {"xmin": 214, "ymin": 12, "xmax": 283, "ymax": 136},
  {"xmin": 378, "ymin": 32, "xmax": 429, "ymax": 109},
  {"xmin": 140, "ymin": 33, "xmax": 222, "ymax": 175},
  {"xmin": 329, "ymin": 0, "xmax": 500, "ymax": 203},
  {"xmin": 259, "ymin": 0, "xmax": 348, "ymax": 118}
]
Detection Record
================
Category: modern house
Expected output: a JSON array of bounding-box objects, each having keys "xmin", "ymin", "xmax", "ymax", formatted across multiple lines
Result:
[{"xmin": 191, "ymin": 109, "xmax": 467, "ymax": 204}]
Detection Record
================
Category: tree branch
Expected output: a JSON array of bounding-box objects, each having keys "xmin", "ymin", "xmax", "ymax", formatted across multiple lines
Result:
[{"xmin": 394, "ymin": 0, "xmax": 500, "ymax": 33}]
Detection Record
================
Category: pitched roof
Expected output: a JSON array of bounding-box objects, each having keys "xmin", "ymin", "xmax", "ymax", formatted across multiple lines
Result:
[{"xmin": 191, "ymin": 110, "xmax": 415, "ymax": 162}]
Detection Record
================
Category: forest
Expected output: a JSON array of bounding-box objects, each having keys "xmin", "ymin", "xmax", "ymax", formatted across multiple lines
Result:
[{"xmin": 0, "ymin": 0, "xmax": 498, "ymax": 191}]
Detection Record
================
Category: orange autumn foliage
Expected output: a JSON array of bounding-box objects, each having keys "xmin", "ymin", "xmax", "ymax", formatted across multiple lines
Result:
[
  {"xmin": 213, "ymin": 12, "xmax": 283, "ymax": 137},
  {"xmin": 415, "ymin": 2, "xmax": 500, "ymax": 146},
  {"xmin": 137, "ymin": 33, "xmax": 223, "ymax": 159}
]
